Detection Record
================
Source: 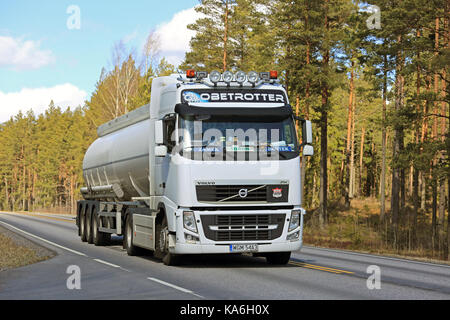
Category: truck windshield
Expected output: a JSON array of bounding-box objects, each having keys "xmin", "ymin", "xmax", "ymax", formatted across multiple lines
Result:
[{"xmin": 178, "ymin": 115, "xmax": 299, "ymax": 161}]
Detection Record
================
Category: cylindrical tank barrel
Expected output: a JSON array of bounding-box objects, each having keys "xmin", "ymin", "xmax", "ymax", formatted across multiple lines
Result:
[{"xmin": 82, "ymin": 117, "xmax": 150, "ymax": 201}]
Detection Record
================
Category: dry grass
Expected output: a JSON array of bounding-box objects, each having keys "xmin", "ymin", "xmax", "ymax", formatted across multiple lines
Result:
[
  {"xmin": 304, "ymin": 197, "xmax": 450, "ymax": 263},
  {"xmin": 0, "ymin": 233, "xmax": 50, "ymax": 271}
]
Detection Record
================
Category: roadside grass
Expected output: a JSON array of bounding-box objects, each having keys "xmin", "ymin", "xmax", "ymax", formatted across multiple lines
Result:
[
  {"xmin": 0, "ymin": 233, "xmax": 50, "ymax": 271},
  {"xmin": 304, "ymin": 197, "xmax": 450, "ymax": 264}
]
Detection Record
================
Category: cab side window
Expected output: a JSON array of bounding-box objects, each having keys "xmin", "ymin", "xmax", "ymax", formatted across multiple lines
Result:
[{"xmin": 164, "ymin": 115, "xmax": 176, "ymax": 152}]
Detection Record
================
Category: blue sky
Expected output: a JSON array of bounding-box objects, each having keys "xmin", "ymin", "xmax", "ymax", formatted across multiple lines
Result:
[{"xmin": 0, "ymin": 0, "xmax": 200, "ymax": 122}]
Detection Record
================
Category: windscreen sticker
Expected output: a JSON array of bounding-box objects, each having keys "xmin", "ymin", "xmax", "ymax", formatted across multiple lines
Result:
[{"xmin": 267, "ymin": 146, "xmax": 293, "ymax": 152}]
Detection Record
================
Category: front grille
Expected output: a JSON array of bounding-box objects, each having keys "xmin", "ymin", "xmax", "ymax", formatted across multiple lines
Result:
[
  {"xmin": 196, "ymin": 185, "xmax": 267, "ymax": 202},
  {"xmin": 201, "ymin": 214, "xmax": 285, "ymax": 241},
  {"xmin": 196, "ymin": 184, "xmax": 289, "ymax": 203}
]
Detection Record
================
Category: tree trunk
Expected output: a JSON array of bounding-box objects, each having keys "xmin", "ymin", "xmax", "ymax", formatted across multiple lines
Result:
[
  {"xmin": 345, "ymin": 57, "xmax": 354, "ymax": 207},
  {"xmin": 222, "ymin": 0, "xmax": 229, "ymax": 72},
  {"xmin": 359, "ymin": 126, "xmax": 365, "ymax": 196},
  {"xmin": 349, "ymin": 91, "xmax": 356, "ymax": 199},
  {"xmin": 380, "ymin": 55, "xmax": 388, "ymax": 221}
]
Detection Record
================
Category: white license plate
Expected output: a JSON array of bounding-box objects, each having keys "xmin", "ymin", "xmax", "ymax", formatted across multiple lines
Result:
[{"xmin": 230, "ymin": 244, "xmax": 258, "ymax": 253}]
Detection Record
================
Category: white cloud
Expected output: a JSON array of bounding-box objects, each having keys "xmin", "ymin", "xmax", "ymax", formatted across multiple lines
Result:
[
  {"xmin": 0, "ymin": 36, "xmax": 55, "ymax": 70},
  {"xmin": 0, "ymin": 84, "xmax": 87, "ymax": 123},
  {"xmin": 154, "ymin": 7, "xmax": 203, "ymax": 66}
]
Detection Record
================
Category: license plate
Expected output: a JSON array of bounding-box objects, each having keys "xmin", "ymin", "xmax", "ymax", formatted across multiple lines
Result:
[{"xmin": 230, "ymin": 244, "xmax": 258, "ymax": 253}]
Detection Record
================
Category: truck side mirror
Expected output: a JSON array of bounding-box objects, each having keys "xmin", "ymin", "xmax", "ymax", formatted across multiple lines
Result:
[
  {"xmin": 302, "ymin": 120, "xmax": 313, "ymax": 145},
  {"xmin": 155, "ymin": 120, "xmax": 164, "ymax": 145},
  {"xmin": 303, "ymin": 145, "xmax": 314, "ymax": 157},
  {"xmin": 155, "ymin": 145, "xmax": 167, "ymax": 157}
]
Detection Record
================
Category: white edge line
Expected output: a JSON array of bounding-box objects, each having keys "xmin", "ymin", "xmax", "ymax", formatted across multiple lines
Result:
[
  {"xmin": 1, "ymin": 211, "xmax": 75, "ymax": 222},
  {"xmin": 147, "ymin": 277, "xmax": 204, "ymax": 299},
  {"xmin": 302, "ymin": 245, "xmax": 450, "ymax": 269},
  {"xmin": 0, "ymin": 220, "xmax": 87, "ymax": 257},
  {"xmin": 93, "ymin": 259, "xmax": 121, "ymax": 268}
]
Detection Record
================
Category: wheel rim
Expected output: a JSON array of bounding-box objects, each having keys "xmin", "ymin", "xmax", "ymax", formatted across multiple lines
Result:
[
  {"xmin": 93, "ymin": 215, "xmax": 97, "ymax": 239},
  {"xmin": 80, "ymin": 213, "xmax": 85, "ymax": 235},
  {"xmin": 87, "ymin": 213, "xmax": 91, "ymax": 238},
  {"xmin": 159, "ymin": 226, "xmax": 168, "ymax": 253},
  {"xmin": 127, "ymin": 220, "xmax": 132, "ymax": 248}
]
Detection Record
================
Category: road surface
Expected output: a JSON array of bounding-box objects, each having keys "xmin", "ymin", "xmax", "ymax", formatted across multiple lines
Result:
[{"xmin": 0, "ymin": 211, "xmax": 449, "ymax": 300}]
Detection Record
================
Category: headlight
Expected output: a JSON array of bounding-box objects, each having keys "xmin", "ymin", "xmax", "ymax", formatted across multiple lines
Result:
[
  {"xmin": 289, "ymin": 210, "xmax": 300, "ymax": 232},
  {"xmin": 183, "ymin": 211, "xmax": 198, "ymax": 233}
]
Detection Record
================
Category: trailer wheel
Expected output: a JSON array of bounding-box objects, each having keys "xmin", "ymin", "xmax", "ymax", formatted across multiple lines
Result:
[
  {"xmin": 86, "ymin": 206, "xmax": 94, "ymax": 244},
  {"xmin": 80, "ymin": 206, "xmax": 87, "ymax": 242},
  {"xmin": 93, "ymin": 212, "xmax": 110, "ymax": 246},
  {"xmin": 124, "ymin": 214, "xmax": 142, "ymax": 256},
  {"xmin": 154, "ymin": 216, "xmax": 179, "ymax": 266},
  {"xmin": 265, "ymin": 252, "xmax": 291, "ymax": 265}
]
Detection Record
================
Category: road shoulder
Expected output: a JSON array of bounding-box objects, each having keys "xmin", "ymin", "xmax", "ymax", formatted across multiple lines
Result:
[{"xmin": 0, "ymin": 224, "xmax": 57, "ymax": 272}]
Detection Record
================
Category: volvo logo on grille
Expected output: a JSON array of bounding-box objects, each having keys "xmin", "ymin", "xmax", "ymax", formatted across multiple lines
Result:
[{"xmin": 238, "ymin": 189, "xmax": 248, "ymax": 198}]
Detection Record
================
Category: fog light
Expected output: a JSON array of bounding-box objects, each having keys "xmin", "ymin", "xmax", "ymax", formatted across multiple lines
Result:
[
  {"xmin": 235, "ymin": 71, "xmax": 246, "ymax": 83},
  {"xmin": 222, "ymin": 71, "xmax": 233, "ymax": 83},
  {"xmin": 287, "ymin": 231, "xmax": 300, "ymax": 241},
  {"xmin": 185, "ymin": 233, "xmax": 199, "ymax": 243},
  {"xmin": 247, "ymin": 71, "xmax": 259, "ymax": 84},
  {"xmin": 209, "ymin": 71, "xmax": 221, "ymax": 83}
]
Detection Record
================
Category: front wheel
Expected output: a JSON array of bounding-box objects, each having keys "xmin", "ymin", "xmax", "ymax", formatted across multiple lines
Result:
[
  {"xmin": 154, "ymin": 215, "xmax": 180, "ymax": 266},
  {"xmin": 265, "ymin": 252, "xmax": 291, "ymax": 265}
]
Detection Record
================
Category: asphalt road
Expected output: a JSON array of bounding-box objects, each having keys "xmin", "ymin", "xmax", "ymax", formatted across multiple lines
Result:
[{"xmin": 0, "ymin": 211, "xmax": 449, "ymax": 300}]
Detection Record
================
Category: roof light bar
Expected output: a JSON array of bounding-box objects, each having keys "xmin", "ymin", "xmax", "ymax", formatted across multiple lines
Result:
[
  {"xmin": 196, "ymin": 71, "xmax": 208, "ymax": 80},
  {"xmin": 247, "ymin": 71, "xmax": 259, "ymax": 84},
  {"xmin": 209, "ymin": 70, "xmax": 221, "ymax": 83},
  {"xmin": 235, "ymin": 71, "xmax": 246, "ymax": 84},
  {"xmin": 222, "ymin": 71, "xmax": 233, "ymax": 83},
  {"xmin": 259, "ymin": 72, "xmax": 270, "ymax": 81}
]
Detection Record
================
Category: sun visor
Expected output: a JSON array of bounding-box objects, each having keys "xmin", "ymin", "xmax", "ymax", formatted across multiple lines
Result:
[{"xmin": 175, "ymin": 103, "xmax": 294, "ymax": 120}]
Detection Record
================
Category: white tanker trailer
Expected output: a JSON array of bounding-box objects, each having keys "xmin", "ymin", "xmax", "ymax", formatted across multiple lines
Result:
[{"xmin": 76, "ymin": 70, "xmax": 314, "ymax": 265}]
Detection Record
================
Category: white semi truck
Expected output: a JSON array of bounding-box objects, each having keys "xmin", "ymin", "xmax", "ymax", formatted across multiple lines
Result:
[{"xmin": 76, "ymin": 70, "xmax": 313, "ymax": 265}]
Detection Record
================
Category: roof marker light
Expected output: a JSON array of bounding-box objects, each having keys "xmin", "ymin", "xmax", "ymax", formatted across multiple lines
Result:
[
  {"xmin": 209, "ymin": 71, "xmax": 221, "ymax": 83},
  {"xmin": 186, "ymin": 69, "xmax": 196, "ymax": 78},
  {"xmin": 270, "ymin": 70, "xmax": 278, "ymax": 79}
]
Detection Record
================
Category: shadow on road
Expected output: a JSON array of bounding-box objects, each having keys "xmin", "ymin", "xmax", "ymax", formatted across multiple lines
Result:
[{"xmin": 106, "ymin": 235, "xmax": 307, "ymax": 268}]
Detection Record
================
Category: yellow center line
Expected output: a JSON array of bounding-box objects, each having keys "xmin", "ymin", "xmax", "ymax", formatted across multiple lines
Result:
[{"xmin": 289, "ymin": 261, "xmax": 354, "ymax": 274}]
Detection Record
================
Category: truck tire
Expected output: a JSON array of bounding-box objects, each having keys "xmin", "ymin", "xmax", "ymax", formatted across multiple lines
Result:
[
  {"xmin": 80, "ymin": 206, "xmax": 87, "ymax": 242},
  {"xmin": 86, "ymin": 206, "xmax": 94, "ymax": 244},
  {"xmin": 265, "ymin": 252, "xmax": 291, "ymax": 265},
  {"xmin": 154, "ymin": 216, "xmax": 179, "ymax": 266},
  {"xmin": 124, "ymin": 214, "xmax": 142, "ymax": 256},
  {"xmin": 93, "ymin": 211, "xmax": 110, "ymax": 246}
]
